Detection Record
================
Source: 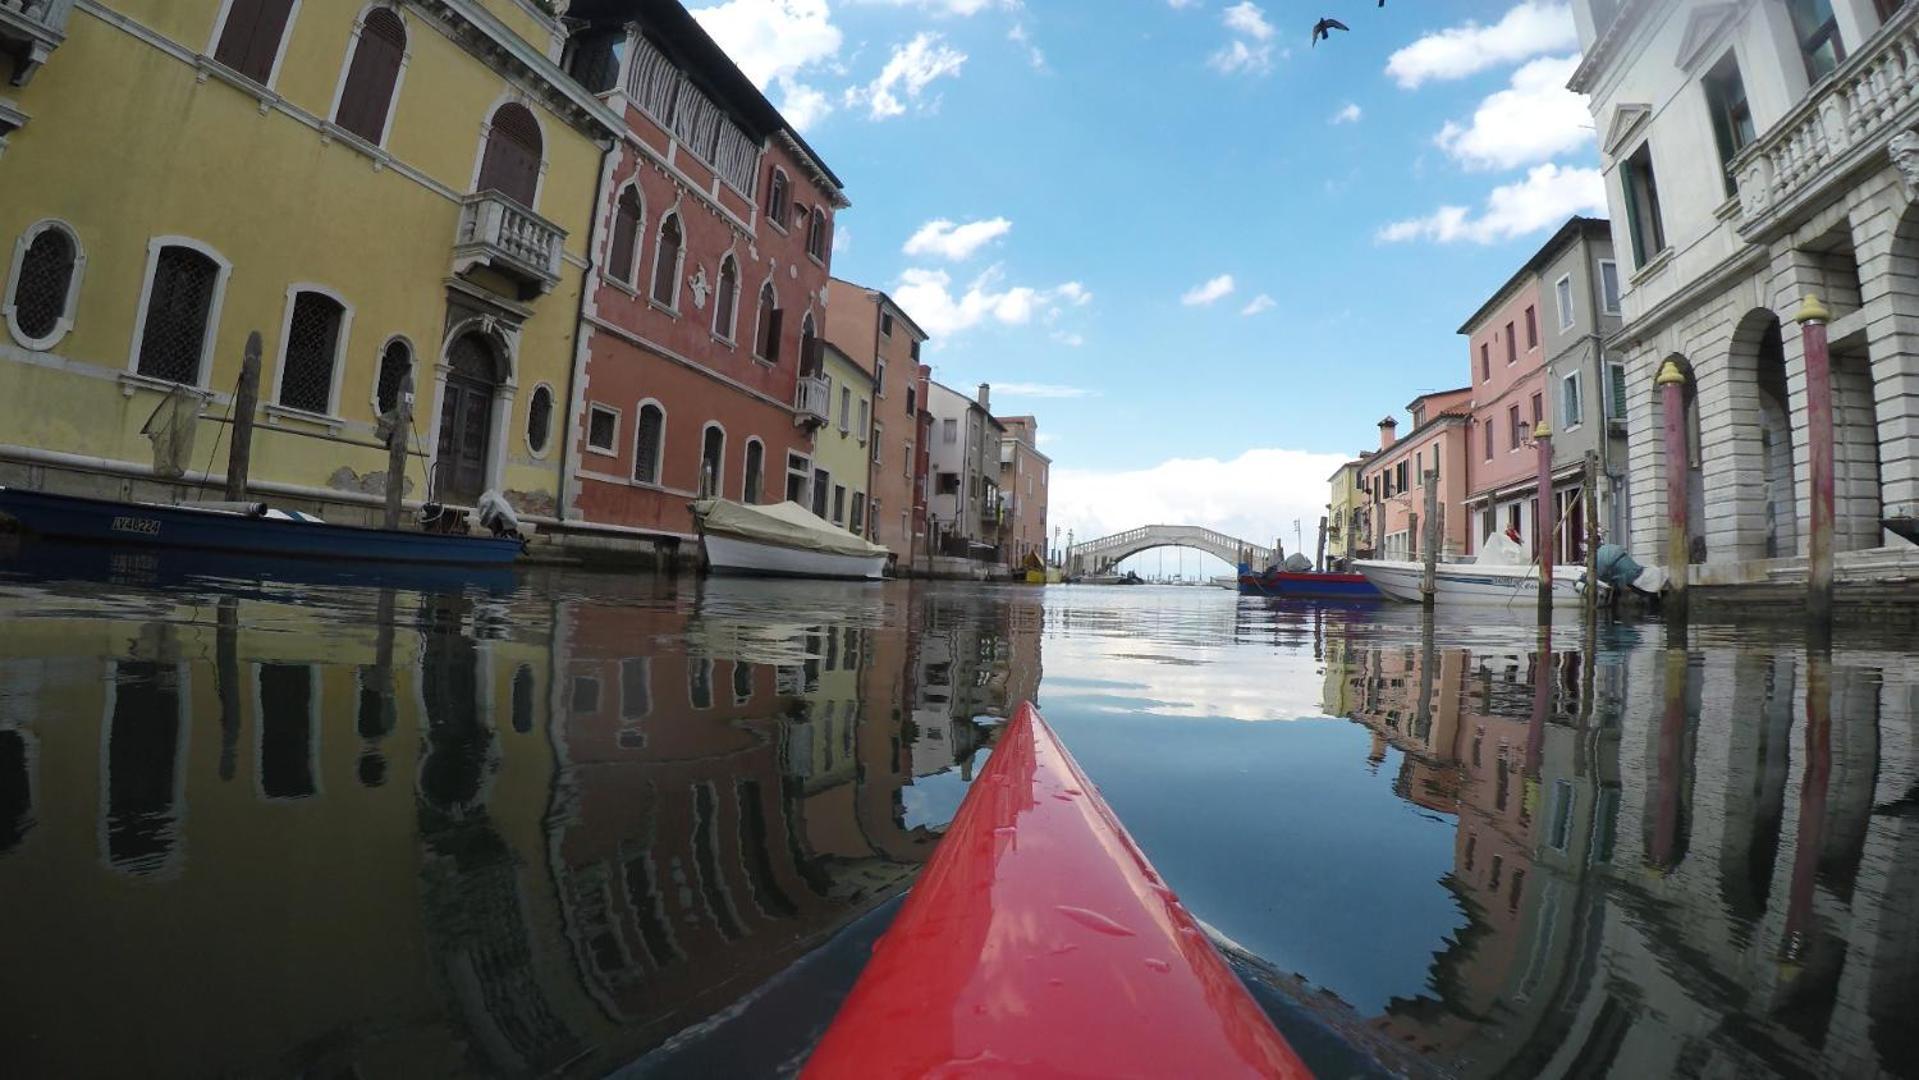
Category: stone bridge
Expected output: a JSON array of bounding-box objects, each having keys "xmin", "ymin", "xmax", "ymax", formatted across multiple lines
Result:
[{"xmin": 1066, "ymin": 525, "xmax": 1274, "ymax": 576}]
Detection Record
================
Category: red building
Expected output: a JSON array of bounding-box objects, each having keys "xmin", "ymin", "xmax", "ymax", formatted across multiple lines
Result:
[{"xmin": 563, "ymin": 6, "xmax": 846, "ymax": 552}]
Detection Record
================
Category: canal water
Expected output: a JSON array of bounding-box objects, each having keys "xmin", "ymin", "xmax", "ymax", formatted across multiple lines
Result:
[{"xmin": 1, "ymin": 555, "xmax": 1914, "ymax": 1078}]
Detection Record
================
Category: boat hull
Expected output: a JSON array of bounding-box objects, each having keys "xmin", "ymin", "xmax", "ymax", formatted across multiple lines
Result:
[
  {"xmin": 804, "ymin": 702, "xmax": 1309, "ymax": 1079},
  {"xmin": 1352, "ymin": 558, "xmax": 1596, "ymax": 606},
  {"xmin": 0, "ymin": 486, "xmax": 522, "ymax": 566},
  {"xmin": 1238, "ymin": 570, "xmax": 1380, "ymax": 599},
  {"xmin": 701, "ymin": 532, "xmax": 886, "ymax": 580}
]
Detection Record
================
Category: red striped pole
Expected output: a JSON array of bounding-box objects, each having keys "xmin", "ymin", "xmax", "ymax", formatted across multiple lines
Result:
[
  {"xmin": 1534, "ymin": 420, "xmax": 1554, "ymax": 624},
  {"xmin": 1796, "ymin": 294, "xmax": 1835, "ymax": 642},
  {"xmin": 1656, "ymin": 360, "xmax": 1690, "ymax": 629}
]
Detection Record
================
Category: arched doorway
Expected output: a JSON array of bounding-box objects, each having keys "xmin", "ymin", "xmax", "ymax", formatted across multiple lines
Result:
[
  {"xmin": 1731, "ymin": 311, "xmax": 1800, "ymax": 558},
  {"xmin": 436, "ymin": 330, "xmax": 506, "ymax": 504}
]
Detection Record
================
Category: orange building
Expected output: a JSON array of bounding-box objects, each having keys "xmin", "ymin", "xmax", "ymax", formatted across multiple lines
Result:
[
  {"xmin": 1358, "ymin": 388, "xmax": 1474, "ymax": 560},
  {"xmin": 824, "ymin": 278, "xmax": 933, "ymax": 564}
]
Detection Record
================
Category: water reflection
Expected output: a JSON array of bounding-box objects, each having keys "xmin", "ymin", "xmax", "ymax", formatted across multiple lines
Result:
[{"xmin": 0, "ymin": 563, "xmax": 1036, "ymax": 1078}]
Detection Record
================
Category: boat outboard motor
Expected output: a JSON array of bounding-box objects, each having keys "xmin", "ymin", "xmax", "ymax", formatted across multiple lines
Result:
[
  {"xmin": 1594, "ymin": 543, "xmax": 1655, "ymax": 597},
  {"xmin": 475, "ymin": 489, "xmax": 525, "ymax": 542}
]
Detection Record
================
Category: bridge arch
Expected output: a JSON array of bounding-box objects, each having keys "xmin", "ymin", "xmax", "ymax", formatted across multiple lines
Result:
[{"xmin": 1066, "ymin": 525, "xmax": 1273, "ymax": 575}]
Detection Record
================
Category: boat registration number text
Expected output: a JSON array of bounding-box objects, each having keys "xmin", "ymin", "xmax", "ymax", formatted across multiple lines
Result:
[{"xmin": 111, "ymin": 516, "xmax": 162, "ymax": 536}]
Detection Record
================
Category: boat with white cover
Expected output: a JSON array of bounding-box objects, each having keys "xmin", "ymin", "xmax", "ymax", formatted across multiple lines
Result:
[
  {"xmin": 692, "ymin": 498, "xmax": 888, "ymax": 580},
  {"xmin": 1353, "ymin": 531, "xmax": 1604, "ymax": 607}
]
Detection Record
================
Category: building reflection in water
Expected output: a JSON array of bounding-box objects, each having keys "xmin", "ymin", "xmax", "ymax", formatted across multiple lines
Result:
[
  {"xmin": 0, "ymin": 571, "xmax": 1039, "ymax": 1077},
  {"xmin": 1319, "ymin": 608, "xmax": 1917, "ymax": 1077}
]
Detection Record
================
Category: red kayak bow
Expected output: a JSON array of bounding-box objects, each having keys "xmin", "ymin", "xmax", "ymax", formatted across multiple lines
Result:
[{"xmin": 804, "ymin": 702, "xmax": 1310, "ymax": 1078}]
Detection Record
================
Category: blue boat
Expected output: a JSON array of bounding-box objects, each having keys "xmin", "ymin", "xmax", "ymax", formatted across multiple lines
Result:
[
  {"xmin": 1238, "ymin": 565, "xmax": 1381, "ymax": 600},
  {"xmin": 0, "ymin": 486, "xmax": 523, "ymax": 567}
]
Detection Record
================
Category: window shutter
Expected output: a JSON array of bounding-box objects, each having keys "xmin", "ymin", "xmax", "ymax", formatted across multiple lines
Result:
[
  {"xmin": 608, "ymin": 188, "xmax": 640, "ymax": 284},
  {"xmin": 217, "ymin": 0, "xmax": 297, "ymax": 84},
  {"xmin": 766, "ymin": 307, "xmax": 783, "ymax": 362},
  {"xmin": 478, "ymin": 104, "xmax": 543, "ymax": 207},
  {"xmin": 336, "ymin": 10, "xmax": 405, "ymax": 144}
]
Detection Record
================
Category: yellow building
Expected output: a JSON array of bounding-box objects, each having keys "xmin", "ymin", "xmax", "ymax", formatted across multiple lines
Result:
[
  {"xmin": 0, "ymin": 0, "xmax": 618, "ymax": 526},
  {"xmin": 814, "ymin": 341, "xmax": 873, "ymax": 534},
  {"xmin": 1325, "ymin": 453, "xmax": 1371, "ymax": 567}
]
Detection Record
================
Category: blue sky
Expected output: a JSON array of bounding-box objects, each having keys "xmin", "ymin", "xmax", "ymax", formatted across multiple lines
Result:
[{"xmin": 691, "ymin": 1, "xmax": 1603, "ymax": 559}]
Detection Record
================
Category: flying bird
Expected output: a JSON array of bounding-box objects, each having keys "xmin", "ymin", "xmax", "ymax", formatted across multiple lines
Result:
[{"xmin": 1311, "ymin": 17, "xmax": 1349, "ymax": 46}]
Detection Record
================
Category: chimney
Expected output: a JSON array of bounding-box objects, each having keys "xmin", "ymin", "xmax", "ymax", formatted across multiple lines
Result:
[
  {"xmin": 977, "ymin": 383, "xmax": 991, "ymax": 412},
  {"xmin": 1377, "ymin": 415, "xmax": 1398, "ymax": 451}
]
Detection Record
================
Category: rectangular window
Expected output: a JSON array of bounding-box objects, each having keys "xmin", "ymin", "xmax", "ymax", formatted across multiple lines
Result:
[
  {"xmin": 832, "ymin": 485, "xmax": 846, "ymax": 524},
  {"xmin": 906, "ymin": 386, "xmax": 917, "ymax": 416},
  {"xmin": 812, "ymin": 468, "xmax": 829, "ymax": 518},
  {"xmin": 839, "ymin": 386, "xmax": 851, "ymax": 433},
  {"xmin": 1505, "ymin": 322, "xmax": 1516, "ymax": 365},
  {"xmin": 873, "ymin": 422, "xmax": 884, "ymax": 464},
  {"xmin": 1561, "ymin": 371, "xmax": 1583, "ymax": 429},
  {"xmin": 1703, "ymin": 52, "xmax": 1756, "ymax": 197},
  {"xmin": 1608, "ymin": 361, "xmax": 1628, "ymax": 418},
  {"xmin": 1788, "ymin": 0, "xmax": 1845, "ymax": 84},
  {"xmin": 1415, "ymin": 450, "xmax": 1423, "ymax": 480},
  {"xmin": 1599, "ymin": 260, "xmax": 1621, "ymax": 314},
  {"xmin": 1524, "ymin": 306, "xmax": 1538, "ymax": 349},
  {"xmin": 214, "ymin": 0, "xmax": 297, "ymax": 85},
  {"xmin": 1484, "ymin": 419, "xmax": 1495, "ymax": 460},
  {"xmin": 937, "ymin": 472, "xmax": 958, "ymax": 495},
  {"xmin": 875, "ymin": 358, "xmax": 886, "ymax": 395},
  {"xmin": 1396, "ymin": 461, "xmax": 1408, "ymax": 491},
  {"xmin": 1622, "ymin": 143, "xmax": 1667, "ymax": 267},
  {"xmin": 851, "ymin": 491, "xmax": 865, "ymax": 532},
  {"xmin": 1480, "ymin": 342, "xmax": 1490, "ymax": 381},
  {"xmin": 942, "ymin": 417, "xmax": 958, "ymax": 444},
  {"xmin": 786, "ymin": 452, "xmax": 810, "ymax": 503},
  {"xmin": 1555, "ymin": 275, "xmax": 1575, "ymax": 331},
  {"xmin": 1532, "ymin": 392, "xmax": 1543, "ymax": 426},
  {"xmin": 587, "ymin": 404, "xmax": 618, "ymax": 453},
  {"xmin": 1508, "ymin": 404, "xmax": 1522, "ymax": 449},
  {"xmin": 880, "ymin": 312, "xmax": 894, "ymax": 337},
  {"xmin": 857, "ymin": 398, "xmax": 869, "ymax": 443},
  {"xmin": 904, "ymin": 439, "xmax": 914, "ymax": 477},
  {"xmin": 1433, "ymin": 447, "xmax": 1440, "ymax": 482}
]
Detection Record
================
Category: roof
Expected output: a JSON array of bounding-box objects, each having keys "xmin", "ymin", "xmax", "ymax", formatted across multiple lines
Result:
[
  {"xmin": 832, "ymin": 276, "xmax": 932, "ymax": 342},
  {"xmin": 1324, "ymin": 453, "xmax": 1372, "ymax": 483},
  {"xmin": 1406, "ymin": 386, "xmax": 1472, "ymax": 412},
  {"xmin": 1568, "ymin": 0, "xmax": 1659, "ymax": 94},
  {"xmin": 1359, "ymin": 409, "xmax": 1470, "ymax": 474},
  {"xmin": 568, "ymin": 0, "xmax": 845, "ymax": 193},
  {"xmin": 1455, "ymin": 217, "xmax": 1612, "ymax": 335}
]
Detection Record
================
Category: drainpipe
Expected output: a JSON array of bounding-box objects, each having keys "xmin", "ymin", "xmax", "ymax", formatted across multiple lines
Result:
[{"xmin": 560, "ymin": 134, "xmax": 618, "ymax": 527}]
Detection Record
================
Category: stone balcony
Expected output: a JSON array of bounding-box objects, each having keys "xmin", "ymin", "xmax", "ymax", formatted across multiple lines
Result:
[
  {"xmin": 794, "ymin": 373, "xmax": 830, "ymax": 427},
  {"xmin": 453, "ymin": 191, "xmax": 564, "ymax": 300},
  {"xmin": 1, "ymin": 0, "xmax": 73, "ymax": 87},
  {"xmin": 1733, "ymin": 5, "xmax": 1919, "ymax": 241}
]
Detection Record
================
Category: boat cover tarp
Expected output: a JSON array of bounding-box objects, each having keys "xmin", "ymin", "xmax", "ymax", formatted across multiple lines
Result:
[
  {"xmin": 1474, "ymin": 532, "xmax": 1529, "ymax": 566},
  {"xmin": 694, "ymin": 498, "xmax": 889, "ymax": 559},
  {"xmin": 1282, "ymin": 553, "xmax": 1312, "ymax": 572}
]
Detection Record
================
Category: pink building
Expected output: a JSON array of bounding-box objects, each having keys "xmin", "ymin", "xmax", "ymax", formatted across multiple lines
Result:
[{"xmin": 1358, "ymin": 388, "xmax": 1473, "ymax": 560}]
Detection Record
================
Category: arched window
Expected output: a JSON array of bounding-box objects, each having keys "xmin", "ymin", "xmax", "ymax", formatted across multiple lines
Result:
[
  {"xmin": 712, "ymin": 255, "xmax": 739, "ymax": 341},
  {"xmin": 334, "ymin": 7, "xmax": 406, "ymax": 145},
  {"xmin": 806, "ymin": 207, "xmax": 827, "ymax": 260},
  {"xmin": 765, "ymin": 168, "xmax": 789, "ymax": 227},
  {"xmin": 374, "ymin": 338, "xmax": 411, "ymax": 415},
  {"xmin": 753, "ymin": 282, "xmax": 781, "ymax": 362},
  {"xmin": 633, "ymin": 402, "xmax": 664, "ymax": 484},
  {"xmin": 278, "ymin": 289, "xmax": 348, "ymax": 415},
  {"xmin": 476, "ymin": 102, "xmax": 543, "ymax": 208},
  {"xmin": 213, "ymin": 0, "xmax": 297, "ymax": 85},
  {"xmin": 607, "ymin": 184, "xmax": 643, "ymax": 286},
  {"xmin": 699, "ymin": 425, "xmax": 725, "ymax": 498},
  {"xmin": 135, "ymin": 243, "xmax": 226, "ymax": 386},
  {"xmin": 5, "ymin": 221, "xmax": 84, "ymax": 349},
  {"xmin": 799, "ymin": 312, "xmax": 819, "ymax": 374},
  {"xmin": 650, "ymin": 213, "xmax": 682, "ymax": 308},
  {"xmin": 526, "ymin": 384, "xmax": 554, "ymax": 455},
  {"xmin": 742, "ymin": 439, "xmax": 764, "ymax": 504}
]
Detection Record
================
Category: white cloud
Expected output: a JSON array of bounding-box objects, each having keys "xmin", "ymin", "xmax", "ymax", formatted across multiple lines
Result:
[
  {"xmin": 1036, "ymin": 431, "xmax": 1060, "ymax": 446},
  {"xmin": 1210, "ymin": 2, "xmax": 1275, "ymax": 75},
  {"xmin": 1181, "ymin": 274, "xmax": 1236, "ymax": 306},
  {"xmin": 855, "ymin": 0, "xmax": 1017, "ymax": 13},
  {"xmin": 846, "ymin": 32, "xmax": 968, "ymax": 119},
  {"xmin": 1054, "ymin": 281, "xmax": 1092, "ymax": 306},
  {"xmin": 1053, "ymin": 447, "xmax": 1352, "ymax": 563},
  {"xmin": 1385, "ymin": 1, "xmax": 1578, "ymax": 88},
  {"xmin": 775, "ymin": 76, "xmax": 834, "ymax": 131},
  {"xmin": 1166, "ymin": 0, "xmax": 1199, "ymax": 8},
  {"xmin": 689, "ymin": 0, "xmax": 843, "ymax": 88},
  {"xmin": 994, "ymin": 382, "xmax": 1093, "ymax": 398},
  {"xmin": 1008, "ymin": 22, "xmax": 1047, "ymax": 70},
  {"xmin": 831, "ymin": 225, "xmax": 851, "ymax": 254},
  {"xmin": 1049, "ymin": 331, "xmax": 1086, "ymax": 347},
  {"xmin": 1330, "ymin": 102, "xmax": 1363, "ymax": 125},
  {"xmin": 892, "ymin": 266, "xmax": 1086, "ymax": 339},
  {"xmin": 1376, "ymin": 163, "xmax": 1605, "ymax": 245},
  {"xmin": 1240, "ymin": 294, "xmax": 1275, "ymax": 316},
  {"xmin": 1435, "ymin": 55, "xmax": 1592, "ymax": 170},
  {"xmin": 903, "ymin": 217, "xmax": 1013, "ymax": 260}
]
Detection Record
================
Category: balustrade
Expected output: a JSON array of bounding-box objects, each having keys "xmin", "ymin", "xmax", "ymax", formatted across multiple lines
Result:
[
  {"xmin": 453, "ymin": 192, "xmax": 565, "ymax": 299},
  {"xmin": 0, "ymin": 0, "xmax": 75, "ymax": 86}
]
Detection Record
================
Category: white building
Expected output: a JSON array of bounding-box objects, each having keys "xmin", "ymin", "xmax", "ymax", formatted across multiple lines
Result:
[
  {"xmin": 1571, "ymin": 0, "xmax": 1919, "ymax": 585},
  {"xmin": 925, "ymin": 381, "xmax": 1003, "ymax": 556}
]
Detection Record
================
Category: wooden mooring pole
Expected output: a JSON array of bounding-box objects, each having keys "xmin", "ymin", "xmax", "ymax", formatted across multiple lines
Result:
[
  {"xmin": 224, "ymin": 332, "xmax": 262, "ymax": 501},
  {"xmin": 1656, "ymin": 359, "xmax": 1690, "ymax": 632},
  {"xmin": 1583, "ymin": 451, "xmax": 1600, "ymax": 624},
  {"xmin": 1796, "ymin": 294, "xmax": 1836, "ymax": 643},
  {"xmin": 1314, "ymin": 515, "xmax": 1327, "ymax": 573},
  {"xmin": 384, "ymin": 370, "xmax": 414, "ymax": 530},
  {"xmin": 1534, "ymin": 421, "xmax": 1554, "ymax": 626},
  {"xmin": 1421, "ymin": 471, "xmax": 1438, "ymax": 608}
]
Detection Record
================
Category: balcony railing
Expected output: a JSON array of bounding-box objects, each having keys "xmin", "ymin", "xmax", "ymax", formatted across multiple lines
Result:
[
  {"xmin": 453, "ymin": 191, "xmax": 565, "ymax": 299},
  {"xmin": 1733, "ymin": 5, "xmax": 1919, "ymax": 235},
  {"xmin": 1, "ymin": 0, "xmax": 75, "ymax": 86},
  {"xmin": 794, "ymin": 373, "xmax": 830, "ymax": 427}
]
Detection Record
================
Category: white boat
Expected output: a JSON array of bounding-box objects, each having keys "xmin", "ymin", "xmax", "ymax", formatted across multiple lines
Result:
[
  {"xmin": 692, "ymin": 498, "xmax": 888, "ymax": 580},
  {"xmin": 1352, "ymin": 559, "xmax": 1600, "ymax": 607}
]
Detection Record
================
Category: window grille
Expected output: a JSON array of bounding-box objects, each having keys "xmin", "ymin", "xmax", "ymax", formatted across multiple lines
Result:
[
  {"xmin": 527, "ymin": 385, "xmax": 553, "ymax": 453},
  {"xmin": 588, "ymin": 406, "xmax": 617, "ymax": 452},
  {"xmin": 743, "ymin": 440, "xmax": 764, "ymax": 503},
  {"xmin": 11, "ymin": 227, "xmax": 76, "ymax": 341},
  {"xmin": 635, "ymin": 404, "xmax": 664, "ymax": 483},
  {"xmin": 375, "ymin": 340, "xmax": 410, "ymax": 415},
  {"xmin": 279, "ymin": 291, "xmax": 344, "ymax": 414},
  {"xmin": 136, "ymin": 247, "xmax": 220, "ymax": 385}
]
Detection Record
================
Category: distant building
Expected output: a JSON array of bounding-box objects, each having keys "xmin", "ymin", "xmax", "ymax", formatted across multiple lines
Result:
[
  {"xmin": 1537, "ymin": 218, "xmax": 1628, "ymax": 560},
  {"xmin": 1359, "ymin": 390, "xmax": 1474, "ymax": 560},
  {"xmin": 823, "ymin": 278, "xmax": 932, "ymax": 563},
  {"xmin": 1571, "ymin": 0, "xmax": 1919, "ymax": 576},
  {"xmin": 1325, "ymin": 454, "xmax": 1373, "ymax": 566},
  {"xmin": 925, "ymin": 382, "xmax": 1003, "ymax": 557},
  {"xmin": 814, "ymin": 342, "xmax": 873, "ymax": 533},
  {"xmin": 994, "ymin": 416, "xmax": 1051, "ymax": 568}
]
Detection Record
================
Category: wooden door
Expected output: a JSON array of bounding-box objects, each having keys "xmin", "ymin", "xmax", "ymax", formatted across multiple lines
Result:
[{"xmin": 436, "ymin": 374, "xmax": 494, "ymax": 504}]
